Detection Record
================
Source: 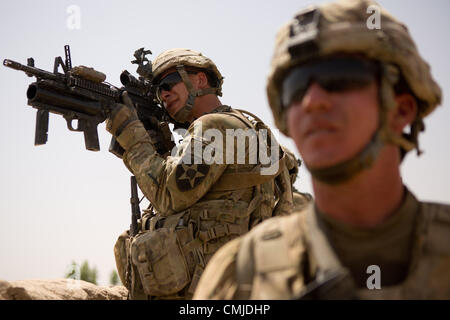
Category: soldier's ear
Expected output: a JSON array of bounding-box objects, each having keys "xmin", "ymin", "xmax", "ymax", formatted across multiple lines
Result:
[
  {"xmin": 196, "ymin": 72, "xmax": 209, "ymax": 88},
  {"xmin": 391, "ymin": 93, "xmax": 418, "ymax": 134}
]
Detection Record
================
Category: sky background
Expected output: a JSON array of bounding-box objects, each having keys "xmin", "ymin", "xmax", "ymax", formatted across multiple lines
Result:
[{"xmin": 1, "ymin": 0, "xmax": 449, "ymax": 286}]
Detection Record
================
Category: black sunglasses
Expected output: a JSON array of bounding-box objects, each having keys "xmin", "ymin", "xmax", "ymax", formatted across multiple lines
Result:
[
  {"xmin": 156, "ymin": 70, "xmax": 199, "ymax": 102},
  {"xmin": 281, "ymin": 58, "xmax": 379, "ymax": 108},
  {"xmin": 157, "ymin": 72, "xmax": 183, "ymax": 93}
]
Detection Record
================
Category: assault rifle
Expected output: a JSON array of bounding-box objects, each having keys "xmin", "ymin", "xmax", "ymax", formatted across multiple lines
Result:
[{"xmin": 3, "ymin": 45, "xmax": 175, "ymax": 156}]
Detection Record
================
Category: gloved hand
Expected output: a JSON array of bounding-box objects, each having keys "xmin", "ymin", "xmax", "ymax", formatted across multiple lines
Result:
[
  {"xmin": 147, "ymin": 127, "xmax": 176, "ymax": 157},
  {"xmin": 147, "ymin": 129, "xmax": 163, "ymax": 145},
  {"xmin": 106, "ymin": 91, "xmax": 138, "ymax": 136},
  {"xmin": 106, "ymin": 92, "xmax": 152, "ymax": 151}
]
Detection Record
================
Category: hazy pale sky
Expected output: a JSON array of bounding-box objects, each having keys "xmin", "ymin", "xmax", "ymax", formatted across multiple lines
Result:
[{"xmin": 1, "ymin": 0, "xmax": 449, "ymax": 286}]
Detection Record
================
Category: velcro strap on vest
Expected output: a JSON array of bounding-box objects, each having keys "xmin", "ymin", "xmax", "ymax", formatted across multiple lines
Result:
[
  {"xmin": 202, "ymin": 241, "xmax": 225, "ymax": 255},
  {"xmin": 182, "ymin": 238, "xmax": 203, "ymax": 254},
  {"xmin": 190, "ymin": 200, "xmax": 251, "ymax": 223},
  {"xmin": 198, "ymin": 223, "xmax": 246, "ymax": 242}
]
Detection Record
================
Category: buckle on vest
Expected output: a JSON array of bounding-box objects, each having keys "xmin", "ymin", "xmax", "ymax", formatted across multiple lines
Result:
[
  {"xmin": 199, "ymin": 209, "xmax": 209, "ymax": 220},
  {"xmin": 154, "ymin": 217, "xmax": 166, "ymax": 229},
  {"xmin": 199, "ymin": 224, "xmax": 231, "ymax": 242},
  {"xmin": 216, "ymin": 212, "xmax": 235, "ymax": 223}
]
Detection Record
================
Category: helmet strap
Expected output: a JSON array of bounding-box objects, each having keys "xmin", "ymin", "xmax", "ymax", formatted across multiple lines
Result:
[
  {"xmin": 308, "ymin": 130, "xmax": 384, "ymax": 185},
  {"xmin": 377, "ymin": 64, "xmax": 417, "ymax": 154},
  {"xmin": 171, "ymin": 65, "xmax": 221, "ymax": 123}
]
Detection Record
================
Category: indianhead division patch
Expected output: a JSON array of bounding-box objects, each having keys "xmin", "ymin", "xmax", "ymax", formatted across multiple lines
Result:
[{"xmin": 175, "ymin": 163, "xmax": 210, "ymax": 192}]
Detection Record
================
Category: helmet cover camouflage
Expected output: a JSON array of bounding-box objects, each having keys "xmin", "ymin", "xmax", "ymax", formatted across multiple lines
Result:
[
  {"xmin": 152, "ymin": 48, "xmax": 224, "ymax": 123},
  {"xmin": 267, "ymin": 0, "xmax": 442, "ymax": 136},
  {"xmin": 152, "ymin": 48, "xmax": 223, "ymax": 94}
]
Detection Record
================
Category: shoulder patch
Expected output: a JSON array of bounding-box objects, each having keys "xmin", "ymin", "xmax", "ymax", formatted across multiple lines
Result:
[{"xmin": 175, "ymin": 163, "xmax": 210, "ymax": 192}]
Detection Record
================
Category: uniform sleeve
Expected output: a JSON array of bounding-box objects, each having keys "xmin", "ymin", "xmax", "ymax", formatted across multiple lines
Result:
[
  {"xmin": 121, "ymin": 114, "xmax": 230, "ymax": 215},
  {"xmin": 193, "ymin": 237, "xmax": 242, "ymax": 300}
]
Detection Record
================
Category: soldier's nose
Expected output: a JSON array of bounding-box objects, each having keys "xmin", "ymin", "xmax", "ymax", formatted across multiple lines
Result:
[{"xmin": 301, "ymin": 82, "xmax": 333, "ymax": 113}]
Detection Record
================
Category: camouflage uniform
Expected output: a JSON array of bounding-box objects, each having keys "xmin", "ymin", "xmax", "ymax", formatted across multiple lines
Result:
[
  {"xmin": 193, "ymin": 0, "xmax": 450, "ymax": 299},
  {"xmin": 109, "ymin": 49, "xmax": 303, "ymax": 299}
]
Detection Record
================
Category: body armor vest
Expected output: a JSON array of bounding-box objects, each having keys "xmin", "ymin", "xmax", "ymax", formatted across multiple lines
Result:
[{"xmin": 234, "ymin": 190, "xmax": 450, "ymax": 299}]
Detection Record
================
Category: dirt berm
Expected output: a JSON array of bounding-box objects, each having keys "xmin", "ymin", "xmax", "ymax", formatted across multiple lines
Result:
[{"xmin": 0, "ymin": 279, "xmax": 127, "ymax": 300}]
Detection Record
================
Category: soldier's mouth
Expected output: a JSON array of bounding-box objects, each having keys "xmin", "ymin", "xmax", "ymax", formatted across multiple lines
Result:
[
  {"xmin": 306, "ymin": 127, "xmax": 336, "ymax": 138},
  {"xmin": 165, "ymin": 100, "xmax": 178, "ymax": 112},
  {"xmin": 303, "ymin": 122, "xmax": 338, "ymax": 139}
]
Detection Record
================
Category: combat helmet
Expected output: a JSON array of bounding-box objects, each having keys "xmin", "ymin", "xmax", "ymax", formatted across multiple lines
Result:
[
  {"xmin": 152, "ymin": 48, "xmax": 223, "ymax": 124},
  {"xmin": 267, "ymin": 0, "xmax": 442, "ymax": 184}
]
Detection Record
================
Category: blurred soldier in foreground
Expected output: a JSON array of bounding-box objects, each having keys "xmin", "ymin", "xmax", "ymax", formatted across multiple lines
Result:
[
  {"xmin": 108, "ymin": 48, "xmax": 306, "ymax": 299},
  {"xmin": 194, "ymin": 0, "xmax": 450, "ymax": 299}
]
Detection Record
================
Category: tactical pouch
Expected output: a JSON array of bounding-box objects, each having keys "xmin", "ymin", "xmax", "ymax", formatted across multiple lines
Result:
[
  {"xmin": 113, "ymin": 230, "xmax": 130, "ymax": 287},
  {"xmin": 130, "ymin": 226, "xmax": 191, "ymax": 296}
]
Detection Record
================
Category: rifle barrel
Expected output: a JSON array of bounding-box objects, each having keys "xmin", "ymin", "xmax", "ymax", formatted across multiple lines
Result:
[{"xmin": 3, "ymin": 59, "xmax": 59, "ymax": 81}]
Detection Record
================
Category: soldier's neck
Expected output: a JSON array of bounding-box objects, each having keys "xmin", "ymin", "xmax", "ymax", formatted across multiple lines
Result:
[
  {"xmin": 192, "ymin": 95, "xmax": 222, "ymax": 119},
  {"xmin": 312, "ymin": 145, "xmax": 405, "ymax": 228}
]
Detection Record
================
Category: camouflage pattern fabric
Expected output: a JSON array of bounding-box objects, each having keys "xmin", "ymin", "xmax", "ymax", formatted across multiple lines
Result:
[{"xmin": 193, "ymin": 188, "xmax": 450, "ymax": 299}]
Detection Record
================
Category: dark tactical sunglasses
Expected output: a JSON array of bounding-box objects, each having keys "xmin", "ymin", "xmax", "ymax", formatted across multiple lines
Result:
[
  {"xmin": 156, "ymin": 70, "xmax": 198, "ymax": 101},
  {"xmin": 281, "ymin": 58, "xmax": 379, "ymax": 108}
]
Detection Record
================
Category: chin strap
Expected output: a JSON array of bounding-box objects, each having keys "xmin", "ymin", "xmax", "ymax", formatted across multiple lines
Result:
[
  {"xmin": 307, "ymin": 130, "xmax": 384, "ymax": 185},
  {"xmin": 377, "ymin": 63, "xmax": 416, "ymax": 154},
  {"xmin": 171, "ymin": 65, "xmax": 222, "ymax": 124}
]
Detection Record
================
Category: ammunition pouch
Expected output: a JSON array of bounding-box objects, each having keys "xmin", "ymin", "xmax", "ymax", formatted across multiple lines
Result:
[
  {"xmin": 113, "ymin": 230, "xmax": 130, "ymax": 287},
  {"xmin": 131, "ymin": 224, "xmax": 192, "ymax": 296},
  {"xmin": 127, "ymin": 211, "xmax": 199, "ymax": 297},
  {"xmin": 114, "ymin": 230, "xmax": 147, "ymax": 299},
  {"xmin": 116, "ymin": 198, "xmax": 254, "ymax": 299}
]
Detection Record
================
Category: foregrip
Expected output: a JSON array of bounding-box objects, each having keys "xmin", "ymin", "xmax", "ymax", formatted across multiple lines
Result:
[{"xmin": 35, "ymin": 109, "xmax": 49, "ymax": 145}]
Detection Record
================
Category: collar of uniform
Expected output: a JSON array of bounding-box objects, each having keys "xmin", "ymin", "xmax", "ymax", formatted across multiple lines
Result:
[
  {"xmin": 205, "ymin": 105, "xmax": 232, "ymax": 115},
  {"xmin": 314, "ymin": 187, "xmax": 419, "ymax": 238},
  {"xmin": 193, "ymin": 105, "xmax": 232, "ymax": 121}
]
